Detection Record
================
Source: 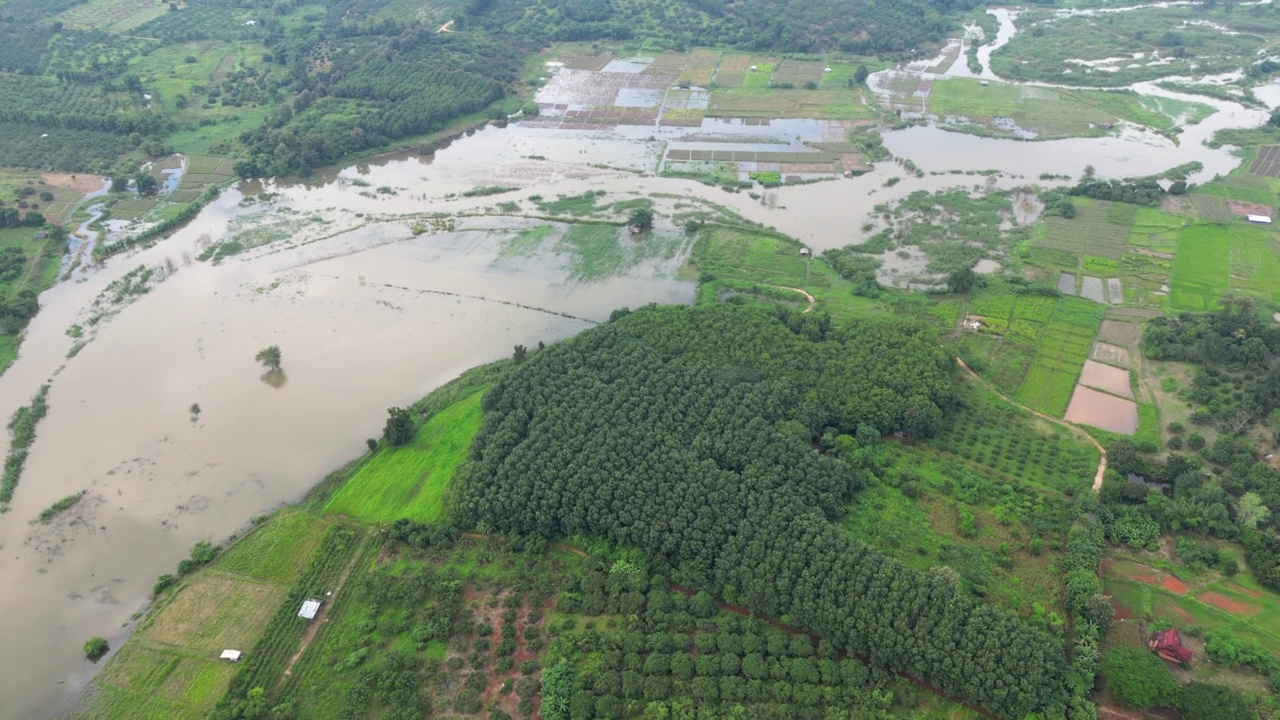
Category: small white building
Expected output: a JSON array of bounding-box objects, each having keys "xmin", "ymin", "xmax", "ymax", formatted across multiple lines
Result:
[
  {"xmin": 298, "ymin": 599, "xmax": 322, "ymax": 620},
  {"xmin": 1247, "ymin": 214, "xmax": 1272, "ymax": 224},
  {"xmin": 220, "ymin": 649, "xmax": 242, "ymax": 662}
]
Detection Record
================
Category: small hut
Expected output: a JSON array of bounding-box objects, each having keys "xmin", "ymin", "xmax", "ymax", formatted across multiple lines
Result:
[
  {"xmin": 298, "ymin": 598, "xmax": 322, "ymax": 620},
  {"xmin": 1150, "ymin": 628, "xmax": 1192, "ymax": 663},
  {"xmin": 220, "ymin": 649, "xmax": 242, "ymax": 662}
]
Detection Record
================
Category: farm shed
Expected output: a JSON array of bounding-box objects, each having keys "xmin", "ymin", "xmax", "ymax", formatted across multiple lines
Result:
[
  {"xmin": 1247, "ymin": 214, "xmax": 1272, "ymax": 224},
  {"xmin": 1149, "ymin": 627, "xmax": 1192, "ymax": 663},
  {"xmin": 220, "ymin": 649, "xmax": 242, "ymax": 662},
  {"xmin": 298, "ymin": 598, "xmax": 322, "ymax": 620}
]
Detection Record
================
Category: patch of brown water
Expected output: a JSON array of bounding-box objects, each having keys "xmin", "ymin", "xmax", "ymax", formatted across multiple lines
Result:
[{"xmin": 0, "ymin": 187, "xmax": 693, "ymax": 720}]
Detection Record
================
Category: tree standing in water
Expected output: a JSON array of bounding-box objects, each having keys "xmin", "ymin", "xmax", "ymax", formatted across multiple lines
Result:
[{"xmin": 255, "ymin": 345, "xmax": 282, "ymax": 372}]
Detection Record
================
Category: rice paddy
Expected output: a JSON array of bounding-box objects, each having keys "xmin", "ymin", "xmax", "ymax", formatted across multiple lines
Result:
[
  {"xmin": 323, "ymin": 390, "xmax": 485, "ymax": 523},
  {"xmin": 1015, "ymin": 298, "xmax": 1105, "ymax": 417}
]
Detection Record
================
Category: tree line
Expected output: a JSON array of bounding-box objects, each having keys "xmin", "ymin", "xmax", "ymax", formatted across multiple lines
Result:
[{"xmin": 452, "ymin": 304, "xmax": 1067, "ymax": 718}]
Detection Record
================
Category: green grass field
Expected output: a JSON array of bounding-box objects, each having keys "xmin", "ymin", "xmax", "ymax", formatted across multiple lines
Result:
[
  {"xmin": 1170, "ymin": 223, "xmax": 1280, "ymax": 310},
  {"xmin": 214, "ymin": 511, "xmax": 328, "ymax": 584},
  {"xmin": 323, "ymin": 391, "xmax": 485, "ymax": 523},
  {"xmin": 925, "ymin": 79, "xmax": 1210, "ymax": 138}
]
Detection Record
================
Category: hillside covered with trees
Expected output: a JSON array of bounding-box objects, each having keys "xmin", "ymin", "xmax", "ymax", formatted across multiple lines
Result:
[
  {"xmin": 452, "ymin": 304, "xmax": 1067, "ymax": 719},
  {"xmin": 0, "ymin": 0, "xmax": 987, "ymax": 175}
]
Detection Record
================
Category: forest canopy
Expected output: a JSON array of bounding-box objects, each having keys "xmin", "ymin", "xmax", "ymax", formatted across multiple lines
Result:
[{"xmin": 452, "ymin": 304, "xmax": 1067, "ymax": 718}]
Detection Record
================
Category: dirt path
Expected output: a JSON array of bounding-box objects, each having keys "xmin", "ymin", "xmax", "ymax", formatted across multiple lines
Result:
[
  {"xmin": 280, "ymin": 535, "xmax": 368, "ymax": 682},
  {"xmin": 437, "ymin": 19, "xmax": 454, "ymax": 33},
  {"xmin": 955, "ymin": 357, "xmax": 1108, "ymax": 491},
  {"xmin": 769, "ymin": 285, "xmax": 815, "ymax": 313}
]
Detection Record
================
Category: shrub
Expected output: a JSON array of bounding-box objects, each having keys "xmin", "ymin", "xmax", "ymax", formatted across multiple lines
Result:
[
  {"xmin": 1187, "ymin": 432, "xmax": 1206, "ymax": 450},
  {"xmin": 1099, "ymin": 647, "xmax": 1179, "ymax": 709},
  {"xmin": 1167, "ymin": 421, "xmax": 1184, "ymax": 433},
  {"xmin": 1180, "ymin": 682, "xmax": 1254, "ymax": 720},
  {"xmin": 83, "ymin": 637, "xmax": 109, "ymax": 660},
  {"xmin": 1167, "ymin": 436, "xmax": 1183, "ymax": 450}
]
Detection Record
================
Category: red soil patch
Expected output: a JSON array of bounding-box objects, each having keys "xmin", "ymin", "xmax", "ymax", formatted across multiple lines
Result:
[
  {"xmin": 1225, "ymin": 582, "xmax": 1263, "ymax": 599},
  {"xmin": 1161, "ymin": 575, "xmax": 1190, "ymax": 595},
  {"xmin": 1101, "ymin": 559, "xmax": 1160, "ymax": 585},
  {"xmin": 1198, "ymin": 591, "xmax": 1259, "ymax": 615},
  {"xmin": 1227, "ymin": 199, "xmax": 1272, "ymax": 218},
  {"xmin": 1111, "ymin": 597, "xmax": 1137, "ymax": 621}
]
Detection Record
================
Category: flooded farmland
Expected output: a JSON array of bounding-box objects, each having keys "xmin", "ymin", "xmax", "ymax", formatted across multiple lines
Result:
[{"xmin": 1, "ymin": 10, "xmax": 1278, "ymax": 716}]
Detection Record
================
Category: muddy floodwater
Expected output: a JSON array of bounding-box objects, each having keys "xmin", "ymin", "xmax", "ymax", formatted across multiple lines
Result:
[
  {"xmin": 1, "ymin": 12, "xmax": 1278, "ymax": 716},
  {"xmin": 1078, "ymin": 360, "xmax": 1135, "ymax": 399}
]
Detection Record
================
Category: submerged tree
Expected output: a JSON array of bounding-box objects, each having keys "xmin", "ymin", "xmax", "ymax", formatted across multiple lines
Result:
[
  {"xmin": 628, "ymin": 207, "xmax": 654, "ymax": 232},
  {"xmin": 254, "ymin": 345, "xmax": 282, "ymax": 372}
]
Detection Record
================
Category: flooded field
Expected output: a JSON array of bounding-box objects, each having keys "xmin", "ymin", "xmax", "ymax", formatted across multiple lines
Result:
[
  {"xmin": 0, "ymin": 175, "xmax": 695, "ymax": 718},
  {"xmin": 2, "ymin": 6, "xmax": 1280, "ymax": 715},
  {"xmin": 1065, "ymin": 385, "xmax": 1140, "ymax": 434}
]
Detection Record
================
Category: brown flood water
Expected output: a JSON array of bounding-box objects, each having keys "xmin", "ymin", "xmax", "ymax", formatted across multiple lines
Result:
[
  {"xmin": 0, "ymin": 178, "xmax": 694, "ymax": 718},
  {"xmin": 1064, "ymin": 385, "xmax": 1139, "ymax": 434}
]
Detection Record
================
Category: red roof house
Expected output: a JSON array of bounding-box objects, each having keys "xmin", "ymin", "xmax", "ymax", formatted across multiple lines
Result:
[{"xmin": 1149, "ymin": 628, "xmax": 1192, "ymax": 663}]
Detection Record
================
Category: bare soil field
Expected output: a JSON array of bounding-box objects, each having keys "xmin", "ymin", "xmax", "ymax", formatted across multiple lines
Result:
[
  {"xmin": 1091, "ymin": 342, "xmax": 1131, "ymax": 368},
  {"xmin": 1227, "ymin": 199, "xmax": 1272, "ymax": 218},
  {"xmin": 1098, "ymin": 319, "xmax": 1140, "ymax": 346},
  {"xmin": 1197, "ymin": 591, "xmax": 1259, "ymax": 615},
  {"xmin": 1078, "ymin": 360, "xmax": 1134, "ymax": 398},
  {"xmin": 1065, "ymin": 385, "xmax": 1138, "ymax": 434}
]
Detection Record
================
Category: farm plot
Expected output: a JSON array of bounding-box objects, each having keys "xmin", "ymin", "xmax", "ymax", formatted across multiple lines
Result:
[
  {"xmin": 1064, "ymin": 385, "xmax": 1138, "ymax": 434},
  {"xmin": 141, "ymin": 572, "xmax": 285, "ymax": 652},
  {"xmin": 772, "ymin": 59, "xmax": 825, "ymax": 86},
  {"xmin": 214, "ymin": 511, "xmax": 328, "ymax": 584},
  {"xmin": 706, "ymin": 86, "xmax": 869, "ymax": 119},
  {"xmin": 1077, "ymin": 360, "xmax": 1133, "ymax": 398},
  {"xmin": 57, "ymin": 0, "xmax": 169, "ymax": 31},
  {"xmin": 1171, "ymin": 223, "xmax": 1280, "ymax": 309},
  {"xmin": 714, "ymin": 53, "xmax": 751, "ymax": 86},
  {"xmin": 1250, "ymin": 145, "xmax": 1280, "ymax": 177},
  {"xmin": 1103, "ymin": 559, "xmax": 1280, "ymax": 660},
  {"xmin": 1015, "ymin": 298, "xmax": 1104, "ymax": 417},
  {"xmin": 678, "ymin": 49, "xmax": 719, "ymax": 86},
  {"xmin": 1196, "ymin": 166, "xmax": 1279, "ymax": 207},
  {"xmin": 1189, "ymin": 194, "xmax": 1235, "ymax": 223},
  {"xmin": 1039, "ymin": 199, "xmax": 1131, "ymax": 260},
  {"xmin": 324, "ymin": 391, "xmax": 484, "ymax": 523}
]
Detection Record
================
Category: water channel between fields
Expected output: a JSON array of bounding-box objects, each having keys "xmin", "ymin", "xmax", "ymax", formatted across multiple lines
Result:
[{"xmin": 0, "ymin": 11, "xmax": 1276, "ymax": 717}]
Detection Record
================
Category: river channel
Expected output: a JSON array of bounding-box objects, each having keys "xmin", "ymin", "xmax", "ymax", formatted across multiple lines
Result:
[{"xmin": 0, "ymin": 6, "xmax": 1276, "ymax": 718}]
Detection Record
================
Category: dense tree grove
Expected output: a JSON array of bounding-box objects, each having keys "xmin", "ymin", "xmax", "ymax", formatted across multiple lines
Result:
[{"xmin": 453, "ymin": 304, "xmax": 1066, "ymax": 718}]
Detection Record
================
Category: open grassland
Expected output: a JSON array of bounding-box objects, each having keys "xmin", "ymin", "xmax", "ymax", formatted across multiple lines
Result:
[
  {"xmin": 213, "ymin": 512, "xmax": 328, "ymax": 584},
  {"xmin": 1016, "ymin": 298, "xmax": 1105, "ymax": 417},
  {"xmin": 925, "ymin": 79, "xmax": 1209, "ymax": 138},
  {"xmin": 324, "ymin": 391, "xmax": 485, "ymax": 523},
  {"xmin": 841, "ymin": 481, "xmax": 1066, "ymax": 617},
  {"xmin": 1171, "ymin": 223, "xmax": 1280, "ymax": 309}
]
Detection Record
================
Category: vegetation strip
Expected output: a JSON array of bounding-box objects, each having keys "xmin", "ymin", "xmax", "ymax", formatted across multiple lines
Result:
[{"xmin": 0, "ymin": 384, "xmax": 50, "ymax": 512}]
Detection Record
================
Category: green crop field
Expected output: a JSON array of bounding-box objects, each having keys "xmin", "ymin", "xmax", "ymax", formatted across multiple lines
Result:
[
  {"xmin": 1038, "ymin": 199, "xmax": 1132, "ymax": 260},
  {"xmin": 1016, "ymin": 297, "xmax": 1104, "ymax": 416},
  {"xmin": 214, "ymin": 511, "xmax": 328, "ymax": 584},
  {"xmin": 1171, "ymin": 223, "xmax": 1280, "ymax": 309},
  {"xmin": 324, "ymin": 391, "xmax": 485, "ymax": 523}
]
